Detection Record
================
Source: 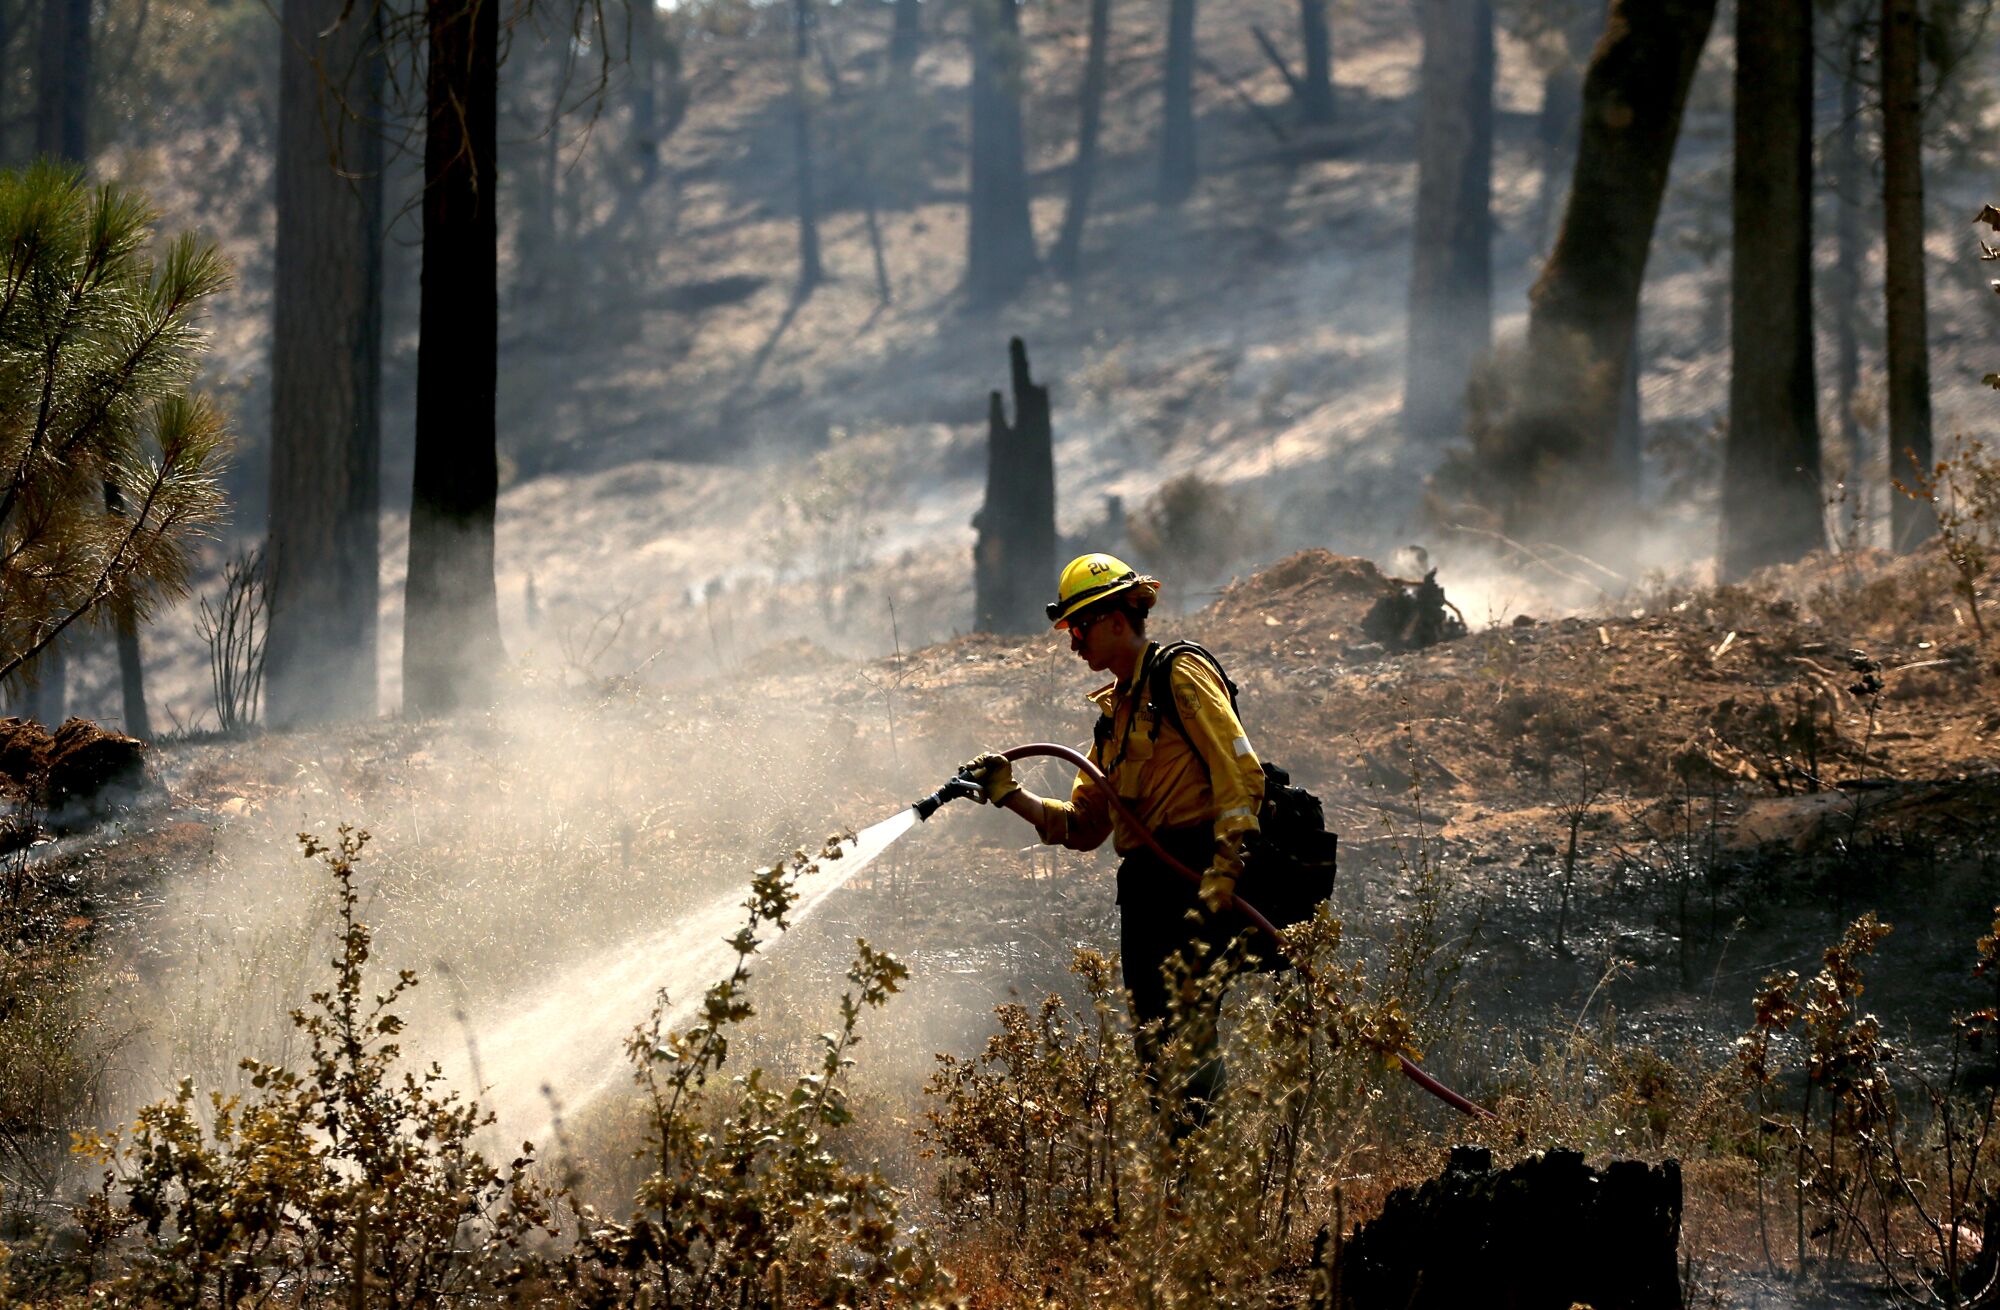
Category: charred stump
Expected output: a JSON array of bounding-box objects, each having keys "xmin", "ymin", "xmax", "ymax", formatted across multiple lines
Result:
[
  {"xmin": 973, "ymin": 338, "xmax": 1057, "ymax": 634},
  {"xmin": 1360, "ymin": 569, "xmax": 1467, "ymax": 652},
  {"xmin": 1328, "ymin": 1146, "xmax": 1682, "ymax": 1310}
]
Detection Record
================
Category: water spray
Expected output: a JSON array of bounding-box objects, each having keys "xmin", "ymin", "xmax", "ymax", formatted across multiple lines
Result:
[{"xmin": 915, "ymin": 742, "xmax": 1493, "ymax": 1120}]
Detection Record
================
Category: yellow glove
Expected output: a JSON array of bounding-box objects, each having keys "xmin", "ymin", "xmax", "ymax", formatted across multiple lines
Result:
[
  {"xmin": 1198, "ymin": 867, "xmax": 1236, "ymax": 914},
  {"xmin": 960, "ymin": 752, "xmax": 1019, "ymax": 806}
]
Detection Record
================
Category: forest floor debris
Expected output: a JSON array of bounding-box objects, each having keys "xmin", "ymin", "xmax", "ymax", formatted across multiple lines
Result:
[{"xmin": 4, "ymin": 542, "xmax": 1999, "ymax": 1306}]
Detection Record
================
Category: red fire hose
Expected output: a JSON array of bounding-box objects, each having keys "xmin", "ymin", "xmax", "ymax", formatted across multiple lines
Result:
[{"xmin": 997, "ymin": 742, "xmax": 1493, "ymax": 1120}]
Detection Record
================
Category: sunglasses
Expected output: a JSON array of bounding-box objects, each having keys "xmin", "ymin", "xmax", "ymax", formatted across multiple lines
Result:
[{"xmin": 1065, "ymin": 610, "xmax": 1113, "ymax": 638}]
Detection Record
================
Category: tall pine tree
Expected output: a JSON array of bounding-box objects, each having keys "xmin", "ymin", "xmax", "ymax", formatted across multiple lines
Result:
[
  {"xmin": 1720, "ymin": 0, "xmax": 1821, "ymax": 578},
  {"xmin": 266, "ymin": 0, "xmax": 385, "ymax": 726},
  {"xmin": 1403, "ymin": 0, "xmax": 1493, "ymax": 446},
  {"xmin": 404, "ymin": 0, "xmax": 504, "ymax": 714}
]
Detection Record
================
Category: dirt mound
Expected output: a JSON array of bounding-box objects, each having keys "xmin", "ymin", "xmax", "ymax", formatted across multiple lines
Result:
[
  {"xmin": 1193, "ymin": 549, "xmax": 1463, "ymax": 660},
  {"xmin": 0, "ymin": 717, "xmax": 150, "ymax": 826},
  {"xmin": 0, "ymin": 717, "xmax": 48, "ymax": 792}
]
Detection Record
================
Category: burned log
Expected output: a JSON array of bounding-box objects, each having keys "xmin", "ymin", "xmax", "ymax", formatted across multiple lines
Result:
[
  {"xmin": 0, "ymin": 716, "xmax": 149, "ymax": 831},
  {"xmin": 972, "ymin": 338, "xmax": 1057, "ymax": 634},
  {"xmin": 1360, "ymin": 568, "xmax": 1468, "ymax": 652},
  {"xmin": 1328, "ymin": 1146, "xmax": 1683, "ymax": 1310}
]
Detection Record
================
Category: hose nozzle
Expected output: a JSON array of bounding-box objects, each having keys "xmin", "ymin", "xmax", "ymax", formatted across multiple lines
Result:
[{"xmin": 913, "ymin": 773, "xmax": 985, "ymax": 821}]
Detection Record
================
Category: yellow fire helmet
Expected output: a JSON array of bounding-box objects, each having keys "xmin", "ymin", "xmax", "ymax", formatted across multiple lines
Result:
[{"xmin": 1046, "ymin": 552, "xmax": 1162, "ymax": 629}]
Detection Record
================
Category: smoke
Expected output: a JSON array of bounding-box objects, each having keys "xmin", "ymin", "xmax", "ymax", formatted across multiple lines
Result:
[{"xmin": 92, "ymin": 686, "xmax": 957, "ymax": 1150}]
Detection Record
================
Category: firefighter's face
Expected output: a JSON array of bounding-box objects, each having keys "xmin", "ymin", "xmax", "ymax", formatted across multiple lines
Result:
[{"xmin": 1067, "ymin": 608, "xmax": 1116, "ymax": 669}]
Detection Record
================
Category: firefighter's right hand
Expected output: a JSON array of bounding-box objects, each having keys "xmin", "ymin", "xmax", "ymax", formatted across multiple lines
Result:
[{"xmin": 960, "ymin": 752, "xmax": 1019, "ymax": 806}]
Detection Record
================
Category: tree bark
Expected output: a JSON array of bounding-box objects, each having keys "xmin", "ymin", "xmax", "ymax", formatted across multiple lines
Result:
[
  {"xmin": 791, "ymin": 0, "xmax": 822, "ymax": 293},
  {"xmin": 267, "ymin": 0, "xmax": 384, "ymax": 727},
  {"xmin": 0, "ymin": 7, "xmax": 9, "ymax": 168},
  {"xmin": 34, "ymin": 0, "xmax": 88, "ymax": 163},
  {"xmin": 1513, "ymin": 0, "xmax": 1717, "ymax": 526},
  {"xmin": 973, "ymin": 338, "xmax": 1056, "ymax": 634},
  {"xmin": 404, "ymin": 0, "xmax": 502, "ymax": 715},
  {"xmin": 1051, "ymin": 0, "xmax": 1110, "ymax": 279},
  {"xmin": 109, "ymin": 599, "xmax": 147, "ymax": 734},
  {"xmin": 1403, "ymin": 0, "xmax": 1493, "ymax": 445},
  {"xmin": 1832, "ymin": 25, "xmax": 1866, "ymax": 533},
  {"xmin": 630, "ymin": 0, "xmax": 661, "ymax": 190},
  {"xmin": 1882, "ymin": 0, "xmax": 1934, "ymax": 550},
  {"xmin": 1721, "ymin": 0, "xmax": 1821, "ymax": 580},
  {"xmin": 100, "ymin": 481, "xmax": 150, "ymax": 736},
  {"xmin": 1298, "ymin": 0, "xmax": 1333, "ymax": 125},
  {"xmin": 31, "ymin": 0, "xmax": 92, "ymax": 729},
  {"xmin": 1158, "ymin": 0, "xmax": 1198, "ymax": 206},
  {"xmin": 890, "ymin": 0, "xmax": 922, "ymax": 80},
  {"xmin": 966, "ymin": 0, "xmax": 1036, "ymax": 307}
]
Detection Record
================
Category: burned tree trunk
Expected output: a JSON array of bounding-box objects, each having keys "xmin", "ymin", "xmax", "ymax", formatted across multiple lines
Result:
[
  {"xmin": 1504, "ymin": 0, "xmax": 1717, "ymax": 533},
  {"xmin": 267, "ymin": 0, "xmax": 384, "ymax": 728},
  {"xmin": 966, "ymin": 0, "xmax": 1037, "ymax": 307},
  {"xmin": 629, "ymin": 0, "xmax": 685, "ymax": 191},
  {"xmin": 42, "ymin": 0, "xmax": 148, "ymax": 734},
  {"xmin": 1882, "ymin": 0, "xmax": 1934, "ymax": 549},
  {"xmin": 790, "ymin": 0, "xmax": 823, "ymax": 294},
  {"xmin": 102, "ymin": 483, "xmax": 151, "ymax": 736},
  {"xmin": 1831, "ymin": 22, "xmax": 1867, "ymax": 530},
  {"xmin": 404, "ymin": 0, "xmax": 503, "ymax": 715},
  {"xmin": 34, "ymin": 0, "xmax": 88, "ymax": 162},
  {"xmin": 973, "ymin": 338, "xmax": 1057, "ymax": 634},
  {"xmin": 1158, "ymin": 0, "xmax": 1198, "ymax": 206},
  {"xmin": 890, "ymin": 0, "xmax": 922, "ymax": 80},
  {"xmin": 1330, "ymin": 1147, "xmax": 1683, "ymax": 1310},
  {"xmin": 1051, "ymin": 0, "xmax": 1110, "ymax": 279},
  {"xmin": 1298, "ymin": 0, "xmax": 1334, "ymax": 126},
  {"xmin": 1403, "ymin": 0, "xmax": 1493, "ymax": 446},
  {"xmin": 1720, "ymin": 0, "xmax": 1821, "ymax": 580}
]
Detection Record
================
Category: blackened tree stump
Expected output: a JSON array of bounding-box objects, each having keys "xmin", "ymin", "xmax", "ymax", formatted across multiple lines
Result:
[
  {"xmin": 1329, "ymin": 1146, "xmax": 1683, "ymax": 1310},
  {"xmin": 973, "ymin": 338, "xmax": 1057, "ymax": 634}
]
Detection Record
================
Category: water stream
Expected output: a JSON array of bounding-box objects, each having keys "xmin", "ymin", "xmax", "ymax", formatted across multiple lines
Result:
[{"xmin": 447, "ymin": 807, "xmax": 922, "ymax": 1145}]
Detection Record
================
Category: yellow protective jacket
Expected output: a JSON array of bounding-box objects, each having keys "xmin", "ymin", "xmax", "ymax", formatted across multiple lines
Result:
[{"xmin": 1031, "ymin": 642, "xmax": 1264, "ymax": 877}]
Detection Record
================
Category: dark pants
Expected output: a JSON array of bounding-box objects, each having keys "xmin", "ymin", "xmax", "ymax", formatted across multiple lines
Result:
[{"xmin": 1116, "ymin": 825, "xmax": 1245, "ymax": 1134}]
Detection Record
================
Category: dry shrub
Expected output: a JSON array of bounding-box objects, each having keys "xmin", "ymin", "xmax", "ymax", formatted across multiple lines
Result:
[
  {"xmin": 919, "ymin": 892, "xmax": 1458, "ymax": 1306},
  {"xmin": 1736, "ymin": 910, "xmax": 2000, "ymax": 1303},
  {"xmin": 1898, "ymin": 438, "xmax": 2000, "ymax": 642},
  {"xmin": 71, "ymin": 829, "xmax": 553, "ymax": 1308},
  {"xmin": 1125, "ymin": 475, "xmax": 1274, "ymax": 597},
  {"xmin": 49, "ymin": 831, "xmax": 955, "ymax": 1310}
]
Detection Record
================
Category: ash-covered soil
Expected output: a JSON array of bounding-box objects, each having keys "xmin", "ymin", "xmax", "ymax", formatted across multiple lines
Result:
[
  {"xmin": 29, "ymin": 544, "xmax": 1994, "ymax": 1092},
  {"xmin": 10, "ymin": 545, "xmax": 2000, "ymax": 1308}
]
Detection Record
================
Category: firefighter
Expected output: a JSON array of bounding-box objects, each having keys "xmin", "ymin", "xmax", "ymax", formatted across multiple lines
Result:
[{"xmin": 962, "ymin": 552, "xmax": 1264, "ymax": 1129}]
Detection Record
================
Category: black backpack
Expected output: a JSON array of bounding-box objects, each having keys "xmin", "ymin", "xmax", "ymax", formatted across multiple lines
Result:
[{"xmin": 1142, "ymin": 641, "xmax": 1338, "ymax": 951}]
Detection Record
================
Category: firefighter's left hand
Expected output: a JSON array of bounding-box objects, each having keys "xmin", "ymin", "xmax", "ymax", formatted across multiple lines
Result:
[
  {"xmin": 959, "ymin": 752, "xmax": 1019, "ymax": 806},
  {"xmin": 1198, "ymin": 867, "xmax": 1236, "ymax": 914}
]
